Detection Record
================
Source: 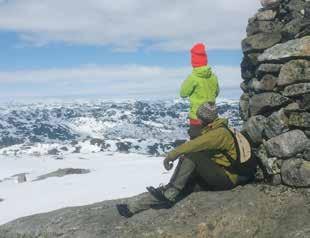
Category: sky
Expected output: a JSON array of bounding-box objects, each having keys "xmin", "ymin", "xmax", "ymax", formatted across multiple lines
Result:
[{"xmin": 0, "ymin": 0, "xmax": 261, "ymax": 101}]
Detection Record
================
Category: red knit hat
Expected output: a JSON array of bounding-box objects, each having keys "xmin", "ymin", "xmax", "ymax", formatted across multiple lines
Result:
[{"xmin": 191, "ymin": 43, "xmax": 208, "ymax": 68}]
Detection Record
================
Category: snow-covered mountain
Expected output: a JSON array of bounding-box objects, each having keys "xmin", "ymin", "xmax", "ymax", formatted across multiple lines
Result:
[{"xmin": 0, "ymin": 99, "xmax": 241, "ymax": 157}]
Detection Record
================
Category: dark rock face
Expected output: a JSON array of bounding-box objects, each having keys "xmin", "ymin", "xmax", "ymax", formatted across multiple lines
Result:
[
  {"xmin": 1, "ymin": 185, "xmax": 310, "ymax": 238},
  {"xmin": 241, "ymin": 0, "xmax": 310, "ymax": 186},
  {"xmin": 249, "ymin": 92, "xmax": 290, "ymax": 116}
]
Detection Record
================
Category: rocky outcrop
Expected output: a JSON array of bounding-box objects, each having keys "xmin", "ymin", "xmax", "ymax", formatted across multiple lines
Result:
[
  {"xmin": 0, "ymin": 184, "xmax": 310, "ymax": 238},
  {"xmin": 241, "ymin": 0, "xmax": 310, "ymax": 187}
]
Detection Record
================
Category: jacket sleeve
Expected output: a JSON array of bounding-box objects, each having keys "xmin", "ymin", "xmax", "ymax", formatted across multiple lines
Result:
[
  {"xmin": 167, "ymin": 128, "xmax": 228, "ymax": 159},
  {"xmin": 180, "ymin": 76, "xmax": 196, "ymax": 98}
]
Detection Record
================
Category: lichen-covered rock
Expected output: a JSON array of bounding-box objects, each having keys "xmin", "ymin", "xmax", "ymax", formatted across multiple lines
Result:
[
  {"xmin": 242, "ymin": 32, "xmax": 282, "ymax": 53},
  {"xmin": 278, "ymin": 60, "xmax": 310, "ymax": 86},
  {"xmin": 256, "ymin": 63, "xmax": 282, "ymax": 77},
  {"xmin": 240, "ymin": 93, "xmax": 250, "ymax": 120},
  {"xmin": 260, "ymin": 0, "xmax": 280, "ymax": 8},
  {"xmin": 247, "ymin": 20, "xmax": 283, "ymax": 36},
  {"xmin": 250, "ymin": 75, "xmax": 277, "ymax": 92},
  {"xmin": 249, "ymin": 92, "xmax": 290, "ymax": 116},
  {"xmin": 283, "ymin": 83, "xmax": 310, "ymax": 96},
  {"xmin": 258, "ymin": 36, "xmax": 310, "ymax": 62},
  {"xmin": 288, "ymin": 111, "xmax": 310, "ymax": 128},
  {"xmin": 255, "ymin": 9, "xmax": 277, "ymax": 21},
  {"xmin": 282, "ymin": 17, "xmax": 304, "ymax": 40},
  {"xmin": 264, "ymin": 130, "xmax": 309, "ymax": 158},
  {"xmin": 264, "ymin": 109, "xmax": 289, "ymax": 139},
  {"xmin": 256, "ymin": 144, "xmax": 281, "ymax": 175},
  {"xmin": 281, "ymin": 158, "xmax": 310, "ymax": 187},
  {"xmin": 242, "ymin": 115, "xmax": 267, "ymax": 144}
]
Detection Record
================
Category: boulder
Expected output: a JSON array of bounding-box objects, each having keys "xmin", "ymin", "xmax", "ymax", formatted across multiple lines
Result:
[
  {"xmin": 288, "ymin": 111, "xmax": 310, "ymax": 128},
  {"xmin": 255, "ymin": 144, "xmax": 280, "ymax": 175},
  {"xmin": 304, "ymin": 148, "xmax": 310, "ymax": 161},
  {"xmin": 241, "ymin": 53, "xmax": 260, "ymax": 79},
  {"xmin": 258, "ymin": 36, "xmax": 310, "ymax": 62},
  {"xmin": 239, "ymin": 93, "xmax": 250, "ymax": 121},
  {"xmin": 255, "ymin": 9, "xmax": 277, "ymax": 21},
  {"xmin": 1, "ymin": 185, "xmax": 310, "ymax": 238},
  {"xmin": 250, "ymin": 75, "xmax": 277, "ymax": 92},
  {"xmin": 242, "ymin": 115, "xmax": 267, "ymax": 144},
  {"xmin": 247, "ymin": 20, "xmax": 283, "ymax": 36},
  {"xmin": 264, "ymin": 130, "xmax": 309, "ymax": 158},
  {"xmin": 297, "ymin": 93, "xmax": 310, "ymax": 110},
  {"xmin": 260, "ymin": 0, "xmax": 280, "ymax": 9},
  {"xmin": 281, "ymin": 17, "xmax": 304, "ymax": 40},
  {"xmin": 33, "ymin": 168, "xmax": 90, "ymax": 182},
  {"xmin": 242, "ymin": 32, "xmax": 282, "ymax": 53},
  {"xmin": 281, "ymin": 159, "xmax": 310, "ymax": 187},
  {"xmin": 249, "ymin": 92, "xmax": 290, "ymax": 116},
  {"xmin": 256, "ymin": 63, "xmax": 282, "ymax": 77},
  {"xmin": 264, "ymin": 109, "xmax": 289, "ymax": 139},
  {"xmin": 283, "ymin": 83, "xmax": 310, "ymax": 96},
  {"xmin": 278, "ymin": 60, "xmax": 310, "ymax": 86}
]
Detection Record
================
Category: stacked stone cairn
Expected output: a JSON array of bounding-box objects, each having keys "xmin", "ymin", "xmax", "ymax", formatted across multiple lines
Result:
[{"xmin": 240, "ymin": 0, "xmax": 310, "ymax": 187}]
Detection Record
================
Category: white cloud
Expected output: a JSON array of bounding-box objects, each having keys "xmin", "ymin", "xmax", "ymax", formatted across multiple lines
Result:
[
  {"xmin": 0, "ymin": 64, "xmax": 241, "ymax": 99},
  {"xmin": 0, "ymin": 0, "xmax": 260, "ymax": 51}
]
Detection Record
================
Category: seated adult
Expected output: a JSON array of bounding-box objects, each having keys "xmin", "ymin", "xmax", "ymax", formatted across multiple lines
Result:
[{"xmin": 117, "ymin": 102, "xmax": 256, "ymax": 218}]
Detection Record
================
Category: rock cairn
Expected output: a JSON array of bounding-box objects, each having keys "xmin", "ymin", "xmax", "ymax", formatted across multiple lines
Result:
[{"xmin": 240, "ymin": 0, "xmax": 310, "ymax": 187}]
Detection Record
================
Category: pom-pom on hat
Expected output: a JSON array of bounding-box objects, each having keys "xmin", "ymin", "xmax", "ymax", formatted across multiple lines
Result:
[{"xmin": 191, "ymin": 43, "xmax": 208, "ymax": 68}]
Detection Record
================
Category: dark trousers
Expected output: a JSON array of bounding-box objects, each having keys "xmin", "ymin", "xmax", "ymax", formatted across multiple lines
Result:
[{"xmin": 127, "ymin": 152, "xmax": 235, "ymax": 214}]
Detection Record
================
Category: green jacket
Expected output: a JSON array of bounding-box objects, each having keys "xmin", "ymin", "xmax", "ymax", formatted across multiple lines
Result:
[
  {"xmin": 167, "ymin": 118, "xmax": 238, "ymax": 184},
  {"xmin": 180, "ymin": 66, "xmax": 219, "ymax": 119}
]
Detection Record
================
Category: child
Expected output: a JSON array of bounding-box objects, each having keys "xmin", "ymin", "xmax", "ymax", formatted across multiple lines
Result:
[{"xmin": 180, "ymin": 43, "xmax": 219, "ymax": 139}]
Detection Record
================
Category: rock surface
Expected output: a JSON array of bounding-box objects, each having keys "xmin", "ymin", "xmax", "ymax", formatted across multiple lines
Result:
[
  {"xmin": 264, "ymin": 130, "xmax": 309, "ymax": 158},
  {"xmin": 281, "ymin": 159, "xmax": 310, "ymax": 187},
  {"xmin": 258, "ymin": 36, "xmax": 310, "ymax": 62},
  {"xmin": 283, "ymin": 82, "xmax": 310, "ymax": 96},
  {"xmin": 242, "ymin": 32, "xmax": 282, "ymax": 53},
  {"xmin": 0, "ymin": 184, "xmax": 310, "ymax": 238},
  {"xmin": 33, "ymin": 168, "xmax": 91, "ymax": 181},
  {"xmin": 278, "ymin": 60, "xmax": 310, "ymax": 86}
]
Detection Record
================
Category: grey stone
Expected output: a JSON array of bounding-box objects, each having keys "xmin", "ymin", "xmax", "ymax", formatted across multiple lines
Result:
[
  {"xmin": 288, "ymin": 111, "xmax": 310, "ymax": 128},
  {"xmin": 12, "ymin": 173, "xmax": 27, "ymax": 184},
  {"xmin": 284, "ymin": 102, "xmax": 300, "ymax": 111},
  {"xmin": 247, "ymin": 20, "xmax": 283, "ymax": 36},
  {"xmin": 281, "ymin": 17, "xmax": 304, "ymax": 40},
  {"xmin": 242, "ymin": 32, "xmax": 282, "ymax": 53},
  {"xmin": 258, "ymin": 36, "xmax": 310, "ymax": 62},
  {"xmin": 264, "ymin": 130, "xmax": 309, "ymax": 158},
  {"xmin": 271, "ymin": 174, "xmax": 282, "ymax": 186},
  {"xmin": 298, "ymin": 93, "xmax": 310, "ymax": 110},
  {"xmin": 48, "ymin": 148, "xmax": 59, "ymax": 155},
  {"xmin": 33, "ymin": 168, "xmax": 91, "ymax": 182},
  {"xmin": 283, "ymin": 83, "xmax": 310, "ymax": 96},
  {"xmin": 250, "ymin": 75, "xmax": 277, "ymax": 92},
  {"xmin": 260, "ymin": 0, "xmax": 280, "ymax": 8},
  {"xmin": 240, "ymin": 81, "xmax": 249, "ymax": 93},
  {"xmin": 278, "ymin": 60, "xmax": 310, "ymax": 86},
  {"xmin": 281, "ymin": 159, "xmax": 310, "ymax": 187},
  {"xmin": 256, "ymin": 63, "xmax": 282, "ymax": 77},
  {"xmin": 239, "ymin": 93, "xmax": 250, "ymax": 121},
  {"xmin": 249, "ymin": 92, "xmax": 290, "ymax": 116},
  {"xmin": 304, "ymin": 148, "xmax": 310, "ymax": 161},
  {"xmin": 242, "ymin": 115, "xmax": 267, "ymax": 144},
  {"xmin": 1, "ymin": 185, "xmax": 310, "ymax": 238},
  {"xmin": 256, "ymin": 144, "xmax": 280, "ymax": 175},
  {"xmin": 255, "ymin": 10, "xmax": 277, "ymax": 21},
  {"xmin": 264, "ymin": 109, "xmax": 289, "ymax": 139}
]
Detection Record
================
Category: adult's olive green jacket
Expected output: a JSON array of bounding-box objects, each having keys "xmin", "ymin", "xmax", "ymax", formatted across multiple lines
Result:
[
  {"xmin": 166, "ymin": 118, "xmax": 238, "ymax": 184},
  {"xmin": 180, "ymin": 66, "xmax": 219, "ymax": 119}
]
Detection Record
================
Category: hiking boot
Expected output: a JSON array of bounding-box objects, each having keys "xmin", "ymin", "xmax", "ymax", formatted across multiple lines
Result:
[
  {"xmin": 146, "ymin": 186, "xmax": 176, "ymax": 208},
  {"xmin": 116, "ymin": 204, "xmax": 133, "ymax": 218}
]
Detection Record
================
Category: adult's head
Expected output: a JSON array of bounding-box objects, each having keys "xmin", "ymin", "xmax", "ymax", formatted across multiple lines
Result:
[
  {"xmin": 191, "ymin": 43, "xmax": 208, "ymax": 68},
  {"xmin": 197, "ymin": 102, "xmax": 218, "ymax": 125}
]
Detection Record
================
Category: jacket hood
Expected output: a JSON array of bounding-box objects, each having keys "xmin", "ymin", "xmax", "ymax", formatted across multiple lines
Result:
[{"xmin": 192, "ymin": 66, "xmax": 212, "ymax": 79}]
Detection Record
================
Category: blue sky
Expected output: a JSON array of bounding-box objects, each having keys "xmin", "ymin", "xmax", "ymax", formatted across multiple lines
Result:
[{"xmin": 0, "ymin": 0, "xmax": 260, "ymax": 100}]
